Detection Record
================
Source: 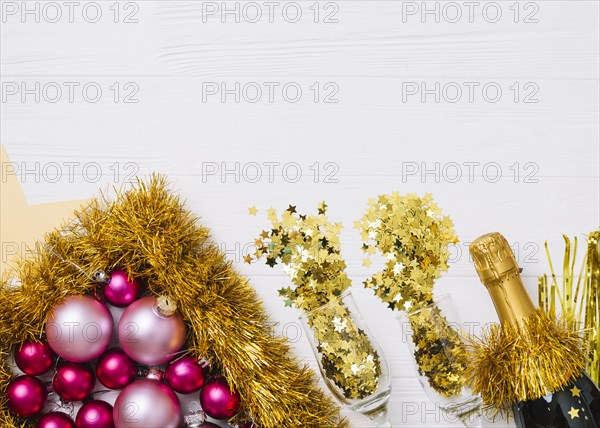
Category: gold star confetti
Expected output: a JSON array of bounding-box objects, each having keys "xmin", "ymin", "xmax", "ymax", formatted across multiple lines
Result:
[
  {"xmin": 248, "ymin": 206, "xmax": 258, "ymax": 216},
  {"xmin": 250, "ymin": 203, "xmax": 381, "ymax": 399},
  {"xmin": 568, "ymin": 407, "xmax": 580, "ymax": 419},
  {"xmin": 357, "ymin": 193, "xmax": 467, "ymax": 397},
  {"xmin": 571, "ymin": 386, "xmax": 582, "ymax": 397},
  {"xmin": 362, "ymin": 258, "xmax": 372, "ymax": 267},
  {"xmin": 243, "ymin": 254, "xmax": 253, "ymax": 264}
]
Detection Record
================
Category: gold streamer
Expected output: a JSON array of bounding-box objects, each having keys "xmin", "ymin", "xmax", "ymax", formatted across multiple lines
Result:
[{"xmin": 539, "ymin": 230, "xmax": 600, "ymax": 384}]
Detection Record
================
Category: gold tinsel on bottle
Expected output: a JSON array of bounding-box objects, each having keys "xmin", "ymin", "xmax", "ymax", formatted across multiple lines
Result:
[{"xmin": 0, "ymin": 175, "xmax": 347, "ymax": 428}]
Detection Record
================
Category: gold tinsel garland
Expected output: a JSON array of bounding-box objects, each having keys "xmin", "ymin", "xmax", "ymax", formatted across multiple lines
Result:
[
  {"xmin": 0, "ymin": 175, "xmax": 347, "ymax": 428},
  {"xmin": 468, "ymin": 308, "xmax": 584, "ymax": 410},
  {"xmin": 356, "ymin": 193, "xmax": 468, "ymax": 397},
  {"xmin": 539, "ymin": 230, "xmax": 599, "ymax": 384}
]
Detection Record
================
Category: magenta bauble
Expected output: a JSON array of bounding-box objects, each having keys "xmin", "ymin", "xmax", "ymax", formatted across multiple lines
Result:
[
  {"xmin": 6, "ymin": 375, "xmax": 47, "ymax": 417},
  {"xmin": 14, "ymin": 340, "xmax": 55, "ymax": 376},
  {"xmin": 199, "ymin": 377, "xmax": 241, "ymax": 420},
  {"xmin": 45, "ymin": 295, "xmax": 114, "ymax": 362},
  {"xmin": 96, "ymin": 348, "xmax": 137, "ymax": 390},
  {"xmin": 75, "ymin": 400, "xmax": 114, "ymax": 428},
  {"xmin": 104, "ymin": 270, "xmax": 141, "ymax": 307},
  {"xmin": 117, "ymin": 297, "xmax": 186, "ymax": 365},
  {"xmin": 113, "ymin": 378, "xmax": 182, "ymax": 428},
  {"xmin": 37, "ymin": 412, "xmax": 75, "ymax": 428},
  {"xmin": 165, "ymin": 355, "xmax": 205, "ymax": 394},
  {"xmin": 53, "ymin": 362, "xmax": 95, "ymax": 402}
]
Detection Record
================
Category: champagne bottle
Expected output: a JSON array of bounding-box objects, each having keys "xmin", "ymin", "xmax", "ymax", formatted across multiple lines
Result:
[{"xmin": 470, "ymin": 232, "xmax": 600, "ymax": 428}]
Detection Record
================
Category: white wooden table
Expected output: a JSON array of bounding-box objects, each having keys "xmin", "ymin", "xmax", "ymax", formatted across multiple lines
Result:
[{"xmin": 1, "ymin": 1, "xmax": 598, "ymax": 426}]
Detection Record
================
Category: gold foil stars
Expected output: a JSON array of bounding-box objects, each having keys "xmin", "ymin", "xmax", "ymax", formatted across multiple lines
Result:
[
  {"xmin": 356, "ymin": 193, "xmax": 457, "ymax": 311},
  {"xmin": 249, "ymin": 203, "xmax": 381, "ymax": 399},
  {"xmin": 356, "ymin": 192, "xmax": 467, "ymax": 397}
]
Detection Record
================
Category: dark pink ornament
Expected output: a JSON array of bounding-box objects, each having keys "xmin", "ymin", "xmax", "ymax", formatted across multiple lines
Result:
[
  {"xmin": 96, "ymin": 348, "xmax": 137, "ymax": 390},
  {"xmin": 75, "ymin": 400, "xmax": 114, "ymax": 428},
  {"xmin": 6, "ymin": 375, "xmax": 47, "ymax": 417},
  {"xmin": 37, "ymin": 412, "xmax": 75, "ymax": 428},
  {"xmin": 165, "ymin": 355, "xmax": 205, "ymax": 394},
  {"xmin": 104, "ymin": 270, "xmax": 141, "ymax": 307},
  {"xmin": 14, "ymin": 340, "xmax": 55, "ymax": 375},
  {"xmin": 53, "ymin": 362, "xmax": 95, "ymax": 402},
  {"xmin": 200, "ymin": 423, "xmax": 219, "ymax": 427},
  {"xmin": 199, "ymin": 377, "xmax": 241, "ymax": 420}
]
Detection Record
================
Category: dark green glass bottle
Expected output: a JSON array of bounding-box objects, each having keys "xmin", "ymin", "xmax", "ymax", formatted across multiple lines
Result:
[{"xmin": 470, "ymin": 232, "xmax": 600, "ymax": 428}]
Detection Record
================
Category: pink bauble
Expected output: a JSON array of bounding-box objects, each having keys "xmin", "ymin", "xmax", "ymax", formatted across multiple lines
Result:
[
  {"xmin": 117, "ymin": 297, "xmax": 186, "ymax": 365},
  {"xmin": 75, "ymin": 400, "xmax": 114, "ymax": 428},
  {"xmin": 104, "ymin": 270, "xmax": 141, "ymax": 307},
  {"xmin": 53, "ymin": 362, "xmax": 95, "ymax": 402},
  {"xmin": 165, "ymin": 355, "xmax": 205, "ymax": 394},
  {"xmin": 113, "ymin": 378, "xmax": 182, "ymax": 428},
  {"xmin": 37, "ymin": 412, "xmax": 75, "ymax": 428},
  {"xmin": 46, "ymin": 295, "xmax": 114, "ymax": 362},
  {"xmin": 14, "ymin": 340, "xmax": 55, "ymax": 375},
  {"xmin": 96, "ymin": 348, "xmax": 137, "ymax": 390},
  {"xmin": 6, "ymin": 375, "xmax": 47, "ymax": 416},
  {"xmin": 199, "ymin": 377, "xmax": 240, "ymax": 420}
]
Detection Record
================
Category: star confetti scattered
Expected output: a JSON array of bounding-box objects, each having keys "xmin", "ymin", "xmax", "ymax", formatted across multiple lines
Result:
[
  {"xmin": 356, "ymin": 193, "xmax": 467, "ymax": 398},
  {"xmin": 248, "ymin": 206, "xmax": 258, "ymax": 216},
  {"xmin": 249, "ymin": 202, "xmax": 381, "ymax": 400}
]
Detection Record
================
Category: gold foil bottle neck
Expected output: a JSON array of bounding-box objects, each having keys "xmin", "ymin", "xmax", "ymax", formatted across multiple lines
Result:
[
  {"xmin": 470, "ymin": 232, "xmax": 536, "ymax": 325},
  {"xmin": 470, "ymin": 232, "xmax": 520, "ymax": 287}
]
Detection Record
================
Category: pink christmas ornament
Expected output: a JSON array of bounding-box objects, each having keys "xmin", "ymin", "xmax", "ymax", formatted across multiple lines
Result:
[
  {"xmin": 53, "ymin": 362, "xmax": 95, "ymax": 402},
  {"xmin": 113, "ymin": 372, "xmax": 182, "ymax": 428},
  {"xmin": 165, "ymin": 355, "xmax": 205, "ymax": 394},
  {"xmin": 5, "ymin": 375, "xmax": 47, "ymax": 417},
  {"xmin": 14, "ymin": 339, "xmax": 55, "ymax": 375},
  {"xmin": 117, "ymin": 296, "xmax": 186, "ymax": 365},
  {"xmin": 199, "ymin": 377, "xmax": 240, "ymax": 420},
  {"xmin": 46, "ymin": 295, "xmax": 113, "ymax": 363},
  {"xmin": 96, "ymin": 348, "xmax": 137, "ymax": 390},
  {"xmin": 75, "ymin": 400, "xmax": 114, "ymax": 428},
  {"xmin": 104, "ymin": 270, "xmax": 141, "ymax": 307},
  {"xmin": 37, "ymin": 412, "xmax": 75, "ymax": 428}
]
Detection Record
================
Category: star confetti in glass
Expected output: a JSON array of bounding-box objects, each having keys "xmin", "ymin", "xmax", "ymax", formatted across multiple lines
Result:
[
  {"xmin": 356, "ymin": 192, "xmax": 468, "ymax": 397},
  {"xmin": 248, "ymin": 202, "xmax": 381, "ymax": 400}
]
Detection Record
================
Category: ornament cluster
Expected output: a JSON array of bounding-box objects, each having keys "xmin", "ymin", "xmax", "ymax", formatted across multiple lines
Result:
[{"xmin": 5, "ymin": 269, "xmax": 245, "ymax": 428}]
